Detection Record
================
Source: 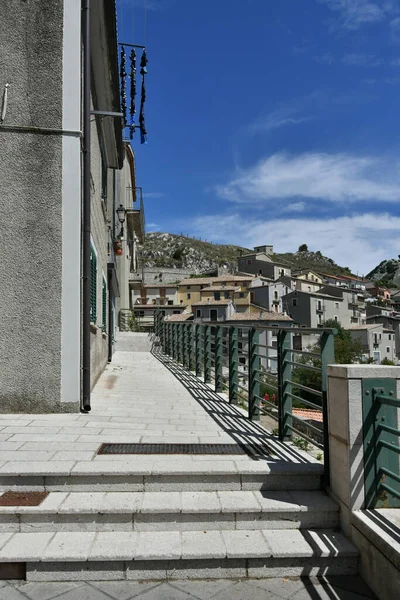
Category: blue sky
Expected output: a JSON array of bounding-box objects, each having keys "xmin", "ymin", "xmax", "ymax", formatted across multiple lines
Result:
[{"xmin": 117, "ymin": 0, "xmax": 400, "ymax": 275}]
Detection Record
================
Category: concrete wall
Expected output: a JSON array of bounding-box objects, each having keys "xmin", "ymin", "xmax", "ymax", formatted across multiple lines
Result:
[
  {"xmin": 0, "ymin": 0, "xmax": 80, "ymax": 412},
  {"xmin": 327, "ymin": 365, "xmax": 400, "ymax": 600}
]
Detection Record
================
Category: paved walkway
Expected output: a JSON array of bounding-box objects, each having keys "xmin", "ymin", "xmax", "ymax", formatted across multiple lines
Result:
[
  {"xmin": 2, "ymin": 575, "xmax": 378, "ymax": 599},
  {"xmin": 0, "ymin": 332, "xmax": 316, "ymax": 475}
]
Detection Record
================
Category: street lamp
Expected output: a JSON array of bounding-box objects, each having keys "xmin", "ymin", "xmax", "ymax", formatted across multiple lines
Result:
[{"xmin": 116, "ymin": 203, "xmax": 126, "ymax": 238}]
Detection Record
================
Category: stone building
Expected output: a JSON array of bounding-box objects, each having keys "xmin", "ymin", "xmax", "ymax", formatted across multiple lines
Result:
[{"xmin": 0, "ymin": 0, "xmax": 143, "ymax": 412}]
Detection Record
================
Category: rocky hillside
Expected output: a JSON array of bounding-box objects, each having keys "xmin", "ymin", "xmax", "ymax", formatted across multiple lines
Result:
[
  {"xmin": 141, "ymin": 233, "xmax": 355, "ymax": 277},
  {"xmin": 142, "ymin": 233, "xmax": 251, "ymax": 272},
  {"xmin": 271, "ymin": 249, "xmax": 353, "ymax": 276},
  {"xmin": 367, "ymin": 258, "xmax": 400, "ymax": 287}
]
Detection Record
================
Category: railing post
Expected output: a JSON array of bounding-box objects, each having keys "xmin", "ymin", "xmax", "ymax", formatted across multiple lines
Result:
[
  {"xmin": 215, "ymin": 326, "xmax": 223, "ymax": 393},
  {"xmin": 204, "ymin": 324, "xmax": 211, "ymax": 384},
  {"xmin": 171, "ymin": 324, "xmax": 176, "ymax": 360},
  {"xmin": 182, "ymin": 325, "xmax": 187, "ymax": 368},
  {"xmin": 320, "ymin": 330, "xmax": 335, "ymax": 487},
  {"xmin": 278, "ymin": 329, "xmax": 292, "ymax": 440},
  {"xmin": 229, "ymin": 327, "xmax": 238, "ymax": 404},
  {"xmin": 248, "ymin": 328, "xmax": 260, "ymax": 421},
  {"xmin": 186, "ymin": 324, "xmax": 193, "ymax": 370},
  {"xmin": 178, "ymin": 323, "xmax": 184, "ymax": 365},
  {"xmin": 195, "ymin": 324, "xmax": 202, "ymax": 377}
]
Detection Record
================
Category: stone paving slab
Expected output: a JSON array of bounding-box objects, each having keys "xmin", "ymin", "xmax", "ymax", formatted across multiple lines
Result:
[
  {"xmin": 0, "ymin": 338, "xmax": 317, "ymax": 475},
  {"xmin": 0, "ymin": 528, "xmax": 357, "ymax": 563},
  {"xmin": 2, "ymin": 576, "xmax": 378, "ymax": 599}
]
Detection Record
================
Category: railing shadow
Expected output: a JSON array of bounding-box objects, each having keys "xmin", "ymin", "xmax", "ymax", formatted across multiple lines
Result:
[{"xmin": 152, "ymin": 346, "xmax": 315, "ymax": 464}]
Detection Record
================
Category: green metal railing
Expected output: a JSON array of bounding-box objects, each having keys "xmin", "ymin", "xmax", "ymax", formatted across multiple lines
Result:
[
  {"xmin": 362, "ymin": 379, "xmax": 400, "ymax": 508},
  {"xmin": 154, "ymin": 313, "xmax": 336, "ymax": 484}
]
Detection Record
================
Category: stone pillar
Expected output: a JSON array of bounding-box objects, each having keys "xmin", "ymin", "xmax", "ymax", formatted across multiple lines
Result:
[{"xmin": 327, "ymin": 365, "xmax": 400, "ymax": 532}]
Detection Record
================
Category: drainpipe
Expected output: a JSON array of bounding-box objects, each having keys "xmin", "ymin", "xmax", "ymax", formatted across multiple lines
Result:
[{"xmin": 82, "ymin": 0, "xmax": 91, "ymax": 412}]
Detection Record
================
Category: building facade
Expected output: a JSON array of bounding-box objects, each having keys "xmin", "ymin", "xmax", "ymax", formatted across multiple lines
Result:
[{"xmin": 0, "ymin": 0, "xmax": 143, "ymax": 412}]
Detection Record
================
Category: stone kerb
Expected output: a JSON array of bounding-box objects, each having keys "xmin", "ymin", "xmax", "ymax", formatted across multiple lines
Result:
[{"xmin": 327, "ymin": 365, "xmax": 400, "ymax": 533}]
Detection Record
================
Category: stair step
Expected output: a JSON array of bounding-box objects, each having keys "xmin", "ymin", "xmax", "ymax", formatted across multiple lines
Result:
[
  {"xmin": 0, "ymin": 490, "xmax": 339, "ymax": 532},
  {"xmin": 0, "ymin": 529, "xmax": 358, "ymax": 581},
  {"xmin": 0, "ymin": 460, "xmax": 323, "ymax": 492}
]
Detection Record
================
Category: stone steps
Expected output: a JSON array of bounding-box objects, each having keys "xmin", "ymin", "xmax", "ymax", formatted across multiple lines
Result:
[
  {"xmin": 0, "ymin": 528, "xmax": 358, "ymax": 581},
  {"xmin": 0, "ymin": 460, "xmax": 323, "ymax": 492},
  {"xmin": 0, "ymin": 490, "xmax": 339, "ymax": 532}
]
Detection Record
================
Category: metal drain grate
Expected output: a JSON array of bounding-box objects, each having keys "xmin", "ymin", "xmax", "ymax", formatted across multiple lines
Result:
[
  {"xmin": 0, "ymin": 491, "xmax": 49, "ymax": 506},
  {"xmin": 97, "ymin": 443, "xmax": 270, "ymax": 456}
]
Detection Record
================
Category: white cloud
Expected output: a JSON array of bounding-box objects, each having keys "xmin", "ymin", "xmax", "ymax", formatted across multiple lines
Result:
[
  {"xmin": 215, "ymin": 152, "xmax": 400, "ymax": 204},
  {"xmin": 282, "ymin": 202, "xmax": 307, "ymax": 213},
  {"xmin": 342, "ymin": 53, "xmax": 381, "ymax": 65},
  {"xmin": 185, "ymin": 213, "xmax": 400, "ymax": 275},
  {"xmin": 247, "ymin": 113, "xmax": 311, "ymax": 134},
  {"xmin": 319, "ymin": 0, "xmax": 387, "ymax": 29}
]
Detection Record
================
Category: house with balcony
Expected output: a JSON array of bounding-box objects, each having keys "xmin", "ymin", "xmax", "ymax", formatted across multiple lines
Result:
[
  {"xmin": 249, "ymin": 280, "xmax": 293, "ymax": 313},
  {"xmin": 346, "ymin": 324, "xmax": 397, "ymax": 363},
  {"xmin": 366, "ymin": 305, "xmax": 400, "ymax": 359},
  {"xmin": 177, "ymin": 275, "xmax": 254, "ymax": 312},
  {"xmin": 365, "ymin": 282, "xmax": 392, "ymax": 304},
  {"xmin": 237, "ymin": 246, "xmax": 292, "ymax": 280},
  {"xmin": 317, "ymin": 285, "xmax": 366, "ymax": 326}
]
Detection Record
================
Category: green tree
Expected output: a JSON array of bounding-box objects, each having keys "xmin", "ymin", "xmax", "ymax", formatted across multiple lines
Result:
[
  {"xmin": 298, "ymin": 244, "xmax": 308, "ymax": 252},
  {"xmin": 292, "ymin": 320, "xmax": 363, "ymax": 405},
  {"xmin": 381, "ymin": 357, "xmax": 396, "ymax": 365}
]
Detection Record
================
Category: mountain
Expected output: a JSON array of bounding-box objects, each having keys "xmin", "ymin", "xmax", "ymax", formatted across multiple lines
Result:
[
  {"xmin": 367, "ymin": 258, "xmax": 400, "ymax": 287},
  {"xmin": 141, "ymin": 233, "xmax": 355, "ymax": 277},
  {"xmin": 142, "ymin": 233, "xmax": 251, "ymax": 273}
]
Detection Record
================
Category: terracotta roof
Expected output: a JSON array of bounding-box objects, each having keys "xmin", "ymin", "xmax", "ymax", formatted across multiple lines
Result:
[
  {"xmin": 143, "ymin": 284, "xmax": 178, "ymax": 288},
  {"xmin": 133, "ymin": 304, "xmax": 186, "ymax": 309},
  {"xmin": 293, "ymin": 409, "xmax": 323, "ymax": 423},
  {"xmin": 192, "ymin": 300, "xmax": 232, "ymax": 306},
  {"xmin": 178, "ymin": 275, "xmax": 254, "ymax": 286},
  {"xmin": 200, "ymin": 286, "xmax": 241, "ymax": 292},
  {"xmin": 228, "ymin": 310, "xmax": 293, "ymax": 321},
  {"xmin": 164, "ymin": 313, "xmax": 193, "ymax": 322},
  {"xmin": 347, "ymin": 324, "xmax": 381, "ymax": 330}
]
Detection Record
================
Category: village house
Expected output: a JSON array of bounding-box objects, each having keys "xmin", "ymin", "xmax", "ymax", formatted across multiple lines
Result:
[
  {"xmin": 346, "ymin": 324, "xmax": 397, "ymax": 364},
  {"xmin": 177, "ymin": 275, "xmax": 254, "ymax": 312},
  {"xmin": 237, "ymin": 246, "xmax": 292, "ymax": 280}
]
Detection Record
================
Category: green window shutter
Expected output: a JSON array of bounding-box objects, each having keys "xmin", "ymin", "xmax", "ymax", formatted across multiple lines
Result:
[
  {"xmin": 102, "ymin": 277, "xmax": 107, "ymax": 332},
  {"xmin": 90, "ymin": 243, "xmax": 97, "ymax": 323}
]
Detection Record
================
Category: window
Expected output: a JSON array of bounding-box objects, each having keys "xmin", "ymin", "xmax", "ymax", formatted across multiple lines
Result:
[
  {"xmin": 387, "ymin": 346, "xmax": 390, "ymax": 353},
  {"xmin": 186, "ymin": 293, "xmax": 191, "ymax": 299},
  {"xmin": 335, "ymin": 302, "xmax": 339, "ymax": 309},
  {"xmin": 334, "ymin": 315, "xmax": 338, "ymax": 322},
  {"xmin": 274, "ymin": 291, "xmax": 279, "ymax": 300},
  {"xmin": 388, "ymin": 334, "xmax": 391, "ymax": 340},
  {"xmin": 102, "ymin": 275, "xmax": 107, "ymax": 332},
  {"xmin": 292, "ymin": 299, "xmax": 297, "ymax": 307},
  {"xmin": 308, "ymin": 286, "xmax": 311, "ymax": 292},
  {"xmin": 317, "ymin": 301, "xmax": 322, "ymax": 311},
  {"xmin": 90, "ymin": 242, "xmax": 97, "ymax": 323},
  {"xmin": 247, "ymin": 260, "xmax": 252, "ymax": 265},
  {"xmin": 173, "ymin": 310, "xmax": 180, "ymax": 314},
  {"xmin": 239, "ymin": 292, "xmax": 245, "ymax": 298},
  {"xmin": 187, "ymin": 286, "xmax": 190, "ymax": 290},
  {"xmin": 224, "ymin": 292, "xmax": 230, "ymax": 299},
  {"xmin": 214, "ymin": 292, "xmax": 220, "ymax": 300},
  {"xmin": 210, "ymin": 309, "xmax": 218, "ymax": 321},
  {"xmin": 137, "ymin": 310, "xmax": 144, "ymax": 317},
  {"xmin": 168, "ymin": 300, "xmax": 173, "ymax": 306}
]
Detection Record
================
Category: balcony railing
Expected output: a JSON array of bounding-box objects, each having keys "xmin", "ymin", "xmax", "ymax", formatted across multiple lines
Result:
[{"xmin": 154, "ymin": 314, "xmax": 336, "ymax": 485}]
